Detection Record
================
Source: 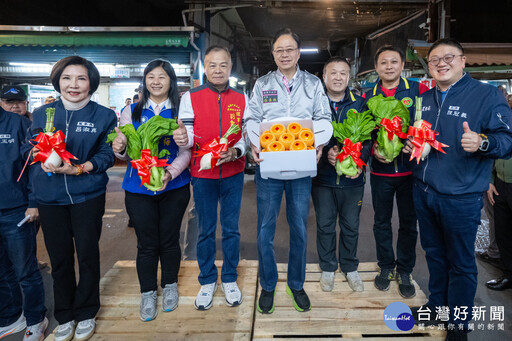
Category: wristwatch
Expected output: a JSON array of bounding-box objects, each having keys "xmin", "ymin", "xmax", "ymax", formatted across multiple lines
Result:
[
  {"xmin": 479, "ymin": 134, "xmax": 489, "ymax": 152},
  {"xmin": 234, "ymin": 147, "xmax": 242, "ymax": 158}
]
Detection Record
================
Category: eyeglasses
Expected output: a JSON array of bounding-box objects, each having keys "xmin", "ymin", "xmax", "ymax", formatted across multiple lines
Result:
[
  {"xmin": 427, "ymin": 54, "xmax": 463, "ymax": 66},
  {"xmin": 273, "ymin": 48, "xmax": 298, "ymax": 56},
  {"xmin": 2, "ymin": 100, "xmax": 27, "ymax": 107}
]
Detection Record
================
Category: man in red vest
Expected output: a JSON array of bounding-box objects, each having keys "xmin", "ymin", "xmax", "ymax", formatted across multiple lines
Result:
[{"xmin": 174, "ymin": 46, "xmax": 248, "ymax": 311}]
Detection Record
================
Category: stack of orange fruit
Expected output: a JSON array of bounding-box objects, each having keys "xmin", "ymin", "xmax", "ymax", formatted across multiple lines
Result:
[{"xmin": 260, "ymin": 122, "xmax": 315, "ymax": 152}]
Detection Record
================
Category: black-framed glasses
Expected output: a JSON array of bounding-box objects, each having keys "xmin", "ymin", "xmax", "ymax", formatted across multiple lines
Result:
[
  {"xmin": 427, "ymin": 54, "xmax": 463, "ymax": 66},
  {"xmin": 273, "ymin": 48, "xmax": 298, "ymax": 56}
]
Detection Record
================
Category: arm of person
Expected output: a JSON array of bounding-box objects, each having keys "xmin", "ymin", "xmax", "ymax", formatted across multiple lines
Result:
[
  {"xmin": 86, "ymin": 111, "xmax": 118, "ymax": 173},
  {"xmin": 175, "ymin": 91, "xmax": 195, "ymax": 149},
  {"xmin": 165, "ymin": 147, "xmax": 191, "ymax": 181},
  {"xmin": 312, "ymin": 80, "xmax": 331, "ymax": 121},
  {"xmin": 244, "ymin": 82, "xmax": 265, "ymax": 163},
  {"xmin": 113, "ymin": 105, "xmax": 132, "ymax": 160}
]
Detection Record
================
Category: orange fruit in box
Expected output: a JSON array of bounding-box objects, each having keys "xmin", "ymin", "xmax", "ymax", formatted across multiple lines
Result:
[
  {"xmin": 299, "ymin": 128, "xmax": 315, "ymax": 147},
  {"xmin": 268, "ymin": 141, "xmax": 285, "ymax": 152},
  {"xmin": 290, "ymin": 140, "xmax": 307, "ymax": 151},
  {"xmin": 270, "ymin": 123, "xmax": 285, "ymax": 139},
  {"xmin": 279, "ymin": 133, "xmax": 295, "ymax": 149},
  {"xmin": 260, "ymin": 131, "xmax": 276, "ymax": 149},
  {"xmin": 287, "ymin": 122, "xmax": 302, "ymax": 138}
]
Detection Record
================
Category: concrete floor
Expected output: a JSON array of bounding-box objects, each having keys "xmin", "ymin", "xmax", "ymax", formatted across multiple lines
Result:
[{"xmin": 6, "ymin": 166, "xmax": 512, "ymax": 340}]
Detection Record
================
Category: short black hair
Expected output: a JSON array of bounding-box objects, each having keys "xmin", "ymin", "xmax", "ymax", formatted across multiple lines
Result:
[
  {"xmin": 205, "ymin": 45, "xmax": 231, "ymax": 60},
  {"xmin": 374, "ymin": 45, "xmax": 405, "ymax": 65},
  {"xmin": 50, "ymin": 56, "xmax": 100, "ymax": 95},
  {"xmin": 323, "ymin": 56, "xmax": 351, "ymax": 74},
  {"xmin": 427, "ymin": 38, "xmax": 465, "ymax": 58},
  {"xmin": 271, "ymin": 28, "xmax": 301, "ymax": 51}
]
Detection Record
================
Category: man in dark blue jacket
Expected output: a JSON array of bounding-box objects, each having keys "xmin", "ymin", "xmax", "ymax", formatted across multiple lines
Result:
[
  {"xmin": 364, "ymin": 46, "xmax": 428, "ymax": 299},
  {"xmin": 404, "ymin": 38, "xmax": 512, "ymax": 341},
  {"xmin": 313, "ymin": 57, "xmax": 368, "ymax": 293},
  {"xmin": 0, "ymin": 107, "xmax": 47, "ymax": 340}
]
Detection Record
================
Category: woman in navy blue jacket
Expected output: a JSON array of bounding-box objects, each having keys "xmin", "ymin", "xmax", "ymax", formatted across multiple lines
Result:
[
  {"xmin": 112, "ymin": 60, "xmax": 191, "ymax": 322},
  {"xmin": 27, "ymin": 56, "xmax": 117, "ymax": 341}
]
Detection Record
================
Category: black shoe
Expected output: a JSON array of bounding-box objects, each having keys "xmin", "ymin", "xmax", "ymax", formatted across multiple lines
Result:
[
  {"xmin": 286, "ymin": 285, "xmax": 311, "ymax": 312},
  {"xmin": 257, "ymin": 289, "xmax": 275, "ymax": 314},
  {"xmin": 486, "ymin": 276, "xmax": 512, "ymax": 291},
  {"xmin": 445, "ymin": 330, "xmax": 468, "ymax": 341},
  {"xmin": 476, "ymin": 251, "xmax": 501, "ymax": 266},
  {"xmin": 396, "ymin": 272, "xmax": 416, "ymax": 298},
  {"xmin": 411, "ymin": 304, "xmax": 443, "ymax": 327},
  {"xmin": 374, "ymin": 268, "xmax": 394, "ymax": 291}
]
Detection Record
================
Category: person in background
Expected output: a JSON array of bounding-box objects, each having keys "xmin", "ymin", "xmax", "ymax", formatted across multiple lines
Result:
[
  {"xmin": 25, "ymin": 56, "xmax": 117, "ymax": 341},
  {"xmin": 0, "ymin": 106, "xmax": 47, "ymax": 341},
  {"xmin": 245, "ymin": 28, "xmax": 330, "ymax": 314},
  {"xmin": 405, "ymin": 38, "xmax": 512, "ymax": 341},
  {"xmin": 44, "ymin": 96, "xmax": 57, "ymax": 104},
  {"xmin": 133, "ymin": 94, "xmax": 139, "ymax": 104},
  {"xmin": 174, "ymin": 45, "xmax": 247, "ymax": 311},
  {"xmin": 0, "ymin": 85, "xmax": 32, "ymax": 120},
  {"xmin": 112, "ymin": 59, "xmax": 191, "ymax": 321},
  {"xmin": 312, "ymin": 56, "xmax": 367, "ymax": 293},
  {"xmin": 363, "ymin": 45, "xmax": 428, "ymax": 299}
]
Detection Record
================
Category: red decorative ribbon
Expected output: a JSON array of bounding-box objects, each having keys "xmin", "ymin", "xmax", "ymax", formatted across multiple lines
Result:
[
  {"xmin": 130, "ymin": 149, "xmax": 169, "ymax": 186},
  {"xmin": 32, "ymin": 130, "xmax": 78, "ymax": 165},
  {"xmin": 193, "ymin": 137, "xmax": 229, "ymax": 169},
  {"xmin": 336, "ymin": 138, "xmax": 367, "ymax": 168},
  {"xmin": 407, "ymin": 121, "xmax": 449, "ymax": 164},
  {"xmin": 380, "ymin": 116, "xmax": 409, "ymax": 140}
]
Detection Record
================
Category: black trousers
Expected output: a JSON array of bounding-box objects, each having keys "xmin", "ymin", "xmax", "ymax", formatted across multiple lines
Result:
[
  {"xmin": 38, "ymin": 193, "xmax": 105, "ymax": 324},
  {"xmin": 125, "ymin": 184, "xmax": 190, "ymax": 292},
  {"xmin": 494, "ymin": 178, "xmax": 512, "ymax": 277}
]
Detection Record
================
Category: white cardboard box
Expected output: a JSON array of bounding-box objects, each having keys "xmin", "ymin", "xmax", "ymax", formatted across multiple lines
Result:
[{"xmin": 246, "ymin": 117, "xmax": 333, "ymax": 180}]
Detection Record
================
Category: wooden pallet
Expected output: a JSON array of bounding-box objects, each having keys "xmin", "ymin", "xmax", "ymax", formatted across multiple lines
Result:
[
  {"xmin": 46, "ymin": 261, "xmax": 445, "ymax": 340},
  {"xmin": 47, "ymin": 260, "xmax": 258, "ymax": 341},
  {"xmin": 252, "ymin": 263, "xmax": 446, "ymax": 340}
]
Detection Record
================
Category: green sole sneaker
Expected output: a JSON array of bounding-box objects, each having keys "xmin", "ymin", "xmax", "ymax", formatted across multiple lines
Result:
[
  {"xmin": 257, "ymin": 289, "xmax": 275, "ymax": 314},
  {"xmin": 286, "ymin": 285, "xmax": 311, "ymax": 312}
]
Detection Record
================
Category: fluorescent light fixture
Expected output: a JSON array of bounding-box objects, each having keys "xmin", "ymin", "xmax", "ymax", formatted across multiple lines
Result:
[
  {"xmin": 9, "ymin": 62, "xmax": 52, "ymax": 67},
  {"xmin": 114, "ymin": 82, "xmax": 141, "ymax": 86},
  {"xmin": 140, "ymin": 64, "xmax": 148, "ymax": 68},
  {"xmin": 177, "ymin": 81, "xmax": 186, "ymax": 86},
  {"xmin": 300, "ymin": 48, "xmax": 319, "ymax": 53},
  {"xmin": 229, "ymin": 76, "xmax": 238, "ymax": 82}
]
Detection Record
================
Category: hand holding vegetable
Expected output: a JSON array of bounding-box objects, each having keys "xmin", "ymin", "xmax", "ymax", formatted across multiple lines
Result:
[
  {"xmin": 217, "ymin": 147, "xmax": 237, "ymax": 166},
  {"xmin": 156, "ymin": 170, "xmax": 172, "ymax": 192},
  {"xmin": 372, "ymin": 143, "xmax": 390, "ymax": 164},
  {"xmin": 173, "ymin": 119, "xmax": 188, "ymax": 147},
  {"xmin": 112, "ymin": 127, "xmax": 127, "ymax": 154},
  {"xmin": 327, "ymin": 145, "xmax": 339, "ymax": 166}
]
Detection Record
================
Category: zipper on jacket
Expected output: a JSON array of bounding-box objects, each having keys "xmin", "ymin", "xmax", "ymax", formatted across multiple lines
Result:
[
  {"xmin": 64, "ymin": 109, "xmax": 74, "ymax": 204},
  {"xmin": 218, "ymin": 93, "xmax": 222, "ymax": 179}
]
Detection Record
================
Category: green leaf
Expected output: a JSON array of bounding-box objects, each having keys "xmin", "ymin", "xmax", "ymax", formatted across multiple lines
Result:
[{"xmin": 332, "ymin": 109, "xmax": 375, "ymax": 144}]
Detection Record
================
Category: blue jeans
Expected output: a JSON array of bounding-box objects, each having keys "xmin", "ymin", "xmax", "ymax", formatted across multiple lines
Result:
[
  {"xmin": 255, "ymin": 168, "xmax": 311, "ymax": 291},
  {"xmin": 0, "ymin": 206, "xmax": 46, "ymax": 327},
  {"xmin": 413, "ymin": 182, "xmax": 481, "ymax": 329},
  {"xmin": 192, "ymin": 173, "xmax": 243, "ymax": 285}
]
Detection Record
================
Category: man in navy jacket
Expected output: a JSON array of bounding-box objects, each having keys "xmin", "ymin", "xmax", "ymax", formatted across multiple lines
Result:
[
  {"xmin": 0, "ymin": 107, "xmax": 47, "ymax": 340},
  {"xmin": 404, "ymin": 38, "xmax": 512, "ymax": 341}
]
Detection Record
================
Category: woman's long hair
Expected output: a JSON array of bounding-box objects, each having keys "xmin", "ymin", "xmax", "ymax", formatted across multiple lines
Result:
[{"xmin": 132, "ymin": 59, "xmax": 180, "ymax": 122}]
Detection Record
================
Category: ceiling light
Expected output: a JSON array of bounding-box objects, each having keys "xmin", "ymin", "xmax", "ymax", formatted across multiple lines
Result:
[{"xmin": 300, "ymin": 48, "xmax": 319, "ymax": 53}]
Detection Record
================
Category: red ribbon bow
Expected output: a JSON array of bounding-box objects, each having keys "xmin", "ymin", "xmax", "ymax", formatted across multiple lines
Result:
[
  {"xmin": 32, "ymin": 130, "xmax": 78, "ymax": 165},
  {"xmin": 407, "ymin": 121, "xmax": 449, "ymax": 164},
  {"xmin": 130, "ymin": 149, "xmax": 169, "ymax": 186},
  {"xmin": 336, "ymin": 138, "xmax": 367, "ymax": 168},
  {"xmin": 193, "ymin": 137, "xmax": 229, "ymax": 170},
  {"xmin": 380, "ymin": 116, "xmax": 409, "ymax": 140}
]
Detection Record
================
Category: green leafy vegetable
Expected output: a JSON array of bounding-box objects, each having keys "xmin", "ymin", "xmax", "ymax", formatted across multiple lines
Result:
[
  {"xmin": 106, "ymin": 116, "xmax": 179, "ymax": 191},
  {"xmin": 331, "ymin": 110, "xmax": 375, "ymax": 177},
  {"xmin": 366, "ymin": 94, "xmax": 410, "ymax": 162}
]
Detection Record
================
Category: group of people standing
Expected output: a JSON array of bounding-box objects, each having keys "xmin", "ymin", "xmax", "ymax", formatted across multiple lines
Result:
[{"xmin": 1, "ymin": 27, "xmax": 511, "ymax": 341}]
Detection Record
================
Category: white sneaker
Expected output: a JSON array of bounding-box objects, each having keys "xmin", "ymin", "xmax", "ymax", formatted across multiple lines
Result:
[
  {"xmin": 54, "ymin": 321, "xmax": 75, "ymax": 341},
  {"xmin": 140, "ymin": 290, "xmax": 158, "ymax": 321},
  {"xmin": 0, "ymin": 313, "xmax": 26, "ymax": 339},
  {"xmin": 345, "ymin": 271, "xmax": 364, "ymax": 292},
  {"xmin": 162, "ymin": 283, "xmax": 179, "ymax": 312},
  {"xmin": 320, "ymin": 271, "xmax": 335, "ymax": 292},
  {"xmin": 221, "ymin": 281, "xmax": 243, "ymax": 307},
  {"xmin": 25, "ymin": 317, "xmax": 48, "ymax": 341},
  {"xmin": 194, "ymin": 283, "xmax": 217, "ymax": 310},
  {"xmin": 74, "ymin": 318, "xmax": 95, "ymax": 341}
]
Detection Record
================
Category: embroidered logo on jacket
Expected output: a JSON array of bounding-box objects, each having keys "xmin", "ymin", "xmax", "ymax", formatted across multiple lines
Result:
[
  {"xmin": 0, "ymin": 134, "xmax": 14, "ymax": 144},
  {"xmin": 75, "ymin": 121, "xmax": 97, "ymax": 133},
  {"xmin": 401, "ymin": 97, "xmax": 413, "ymax": 108},
  {"xmin": 263, "ymin": 90, "xmax": 278, "ymax": 103},
  {"xmin": 227, "ymin": 104, "xmax": 243, "ymax": 125}
]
